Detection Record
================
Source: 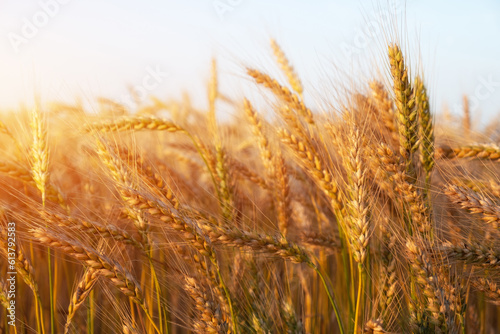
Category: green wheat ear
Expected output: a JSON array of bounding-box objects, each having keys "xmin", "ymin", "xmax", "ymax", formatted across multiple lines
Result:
[
  {"xmin": 388, "ymin": 44, "xmax": 418, "ymax": 179},
  {"xmin": 414, "ymin": 76, "xmax": 434, "ymax": 186}
]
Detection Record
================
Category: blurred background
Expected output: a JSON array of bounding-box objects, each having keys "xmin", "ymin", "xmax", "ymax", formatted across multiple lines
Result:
[{"xmin": 0, "ymin": 0, "xmax": 498, "ymax": 125}]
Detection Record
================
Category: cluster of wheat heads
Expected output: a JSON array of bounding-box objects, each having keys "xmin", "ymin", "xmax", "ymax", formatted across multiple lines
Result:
[{"xmin": 0, "ymin": 39, "xmax": 499, "ymax": 334}]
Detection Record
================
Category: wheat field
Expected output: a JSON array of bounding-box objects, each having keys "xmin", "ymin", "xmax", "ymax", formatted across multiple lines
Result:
[{"xmin": 0, "ymin": 36, "xmax": 499, "ymax": 334}]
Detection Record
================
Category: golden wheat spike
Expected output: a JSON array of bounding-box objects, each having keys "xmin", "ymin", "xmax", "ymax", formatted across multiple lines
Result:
[{"xmin": 270, "ymin": 38, "xmax": 303, "ymax": 97}]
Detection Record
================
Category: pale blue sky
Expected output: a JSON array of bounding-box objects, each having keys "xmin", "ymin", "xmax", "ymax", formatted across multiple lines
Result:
[{"xmin": 0, "ymin": 0, "xmax": 498, "ymax": 122}]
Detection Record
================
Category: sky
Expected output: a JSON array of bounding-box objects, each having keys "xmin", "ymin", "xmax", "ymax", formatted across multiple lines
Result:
[{"xmin": 0, "ymin": 0, "xmax": 498, "ymax": 124}]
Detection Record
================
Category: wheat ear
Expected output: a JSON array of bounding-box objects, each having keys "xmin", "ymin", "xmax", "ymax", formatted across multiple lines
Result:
[
  {"xmin": 441, "ymin": 241, "xmax": 500, "ymax": 267},
  {"xmin": 64, "ymin": 268, "xmax": 99, "ymax": 334},
  {"xmin": 247, "ymin": 68, "xmax": 314, "ymax": 125},
  {"xmin": 301, "ymin": 231, "xmax": 338, "ymax": 251},
  {"xmin": 230, "ymin": 158, "xmax": 270, "ymax": 190},
  {"xmin": 176, "ymin": 245, "xmax": 230, "ymax": 318},
  {"xmin": 377, "ymin": 144, "xmax": 431, "ymax": 234},
  {"xmin": 0, "ymin": 279, "xmax": 10, "ymax": 310},
  {"xmin": 196, "ymin": 218, "xmax": 344, "ymax": 333},
  {"xmin": 278, "ymin": 128, "xmax": 343, "ymax": 212},
  {"xmin": 243, "ymin": 98, "xmax": 273, "ymax": 173},
  {"xmin": 445, "ymin": 144, "xmax": 500, "ymax": 161},
  {"xmin": 270, "ymin": 39, "xmax": 303, "ymax": 97},
  {"xmin": 471, "ymin": 278, "xmax": 500, "ymax": 305},
  {"xmin": 184, "ymin": 276, "xmax": 229, "ymax": 334},
  {"xmin": 84, "ymin": 116, "xmax": 184, "ymax": 133},
  {"xmin": 32, "ymin": 228, "xmax": 161, "ymax": 333},
  {"xmin": 345, "ymin": 127, "xmax": 370, "ymax": 265},
  {"xmin": 33, "ymin": 229, "xmax": 143, "ymax": 303},
  {"xmin": 388, "ymin": 44, "xmax": 417, "ymax": 178},
  {"xmin": 414, "ymin": 76, "xmax": 434, "ymax": 185},
  {"xmin": 208, "ymin": 58, "xmax": 218, "ymax": 137},
  {"xmin": 369, "ymin": 80, "xmax": 398, "ymax": 144},
  {"xmin": 30, "ymin": 107, "xmax": 49, "ymax": 205},
  {"xmin": 378, "ymin": 225, "xmax": 397, "ymax": 322},
  {"xmin": 41, "ymin": 211, "xmax": 144, "ymax": 251},
  {"xmin": 115, "ymin": 146, "xmax": 180, "ymax": 209},
  {"xmin": 274, "ymin": 153, "xmax": 291, "ymax": 236},
  {"xmin": 364, "ymin": 319, "xmax": 386, "ymax": 333},
  {"xmin": 406, "ymin": 240, "xmax": 451, "ymax": 332},
  {"xmin": 463, "ymin": 95, "xmax": 470, "ymax": 136},
  {"xmin": 445, "ymin": 184, "xmax": 500, "ymax": 228}
]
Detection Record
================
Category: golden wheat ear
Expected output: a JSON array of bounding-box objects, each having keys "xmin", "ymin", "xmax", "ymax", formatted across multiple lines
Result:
[
  {"xmin": 270, "ymin": 38, "xmax": 303, "ymax": 98},
  {"xmin": 29, "ymin": 106, "xmax": 50, "ymax": 205},
  {"xmin": 388, "ymin": 44, "xmax": 418, "ymax": 178},
  {"xmin": 64, "ymin": 268, "xmax": 100, "ymax": 334},
  {"xmin": 184, "ymin": 276, "xmax": 229, "ymax": 334}
]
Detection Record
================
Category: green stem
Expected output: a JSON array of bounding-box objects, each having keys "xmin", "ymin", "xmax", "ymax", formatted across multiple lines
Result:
[
  {"xmin": 87, "ymin": 290, "xmax": 95, "ymax": 334},
  {"xmin": 34, "ymin": 292, "xmax": 44, "ymax": 334},
  {"xmin": 142, "ymin": 304, "xmax": 161, "ymax": 334},
  {"xmin": 148, "ymin": 254, "xmax": 166, "ymax": 334},
  {"xmin": 458, "ymin": 313, "xmax": 466, "ymax": 334},
  {"xmin": 213, "ymin": 260, "xmax": 238, "ymax": 334},
  {"xmin": 354, "ymin": 265, "xmax": 365, "ymax": 334},
  {"xmin": 311, "ymin": 264, "xmax": 344, "ymax": 334},
  {"xmin": 336, "ymin": 218, "xmax": 354, "ymax": 321},
  {"xmin": 47, "ymin": 247, "xmax": 54, "ymax": 334},
  {"xmin": 42, "ymin": 194, "xmax": 54, "ymax": 334}
]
